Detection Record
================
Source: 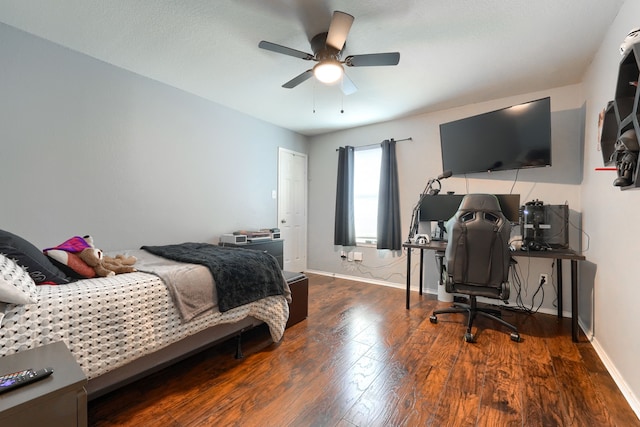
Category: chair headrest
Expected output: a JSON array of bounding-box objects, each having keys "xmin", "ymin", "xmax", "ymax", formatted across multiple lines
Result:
[{"xmin": 458, "ymin": 194, "xmax": 502, "ymax": 213}]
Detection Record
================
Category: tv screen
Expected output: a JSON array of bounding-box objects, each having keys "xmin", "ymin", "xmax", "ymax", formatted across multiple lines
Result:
[{"xmin": 439, "ymin": 97, "xmax": 551, "ymax": 175}]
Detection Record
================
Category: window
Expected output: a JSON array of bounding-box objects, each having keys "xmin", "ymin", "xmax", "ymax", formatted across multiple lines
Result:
[{"xmin": 354, "ymin": 146, "xmax": 381, "ymax": 245}]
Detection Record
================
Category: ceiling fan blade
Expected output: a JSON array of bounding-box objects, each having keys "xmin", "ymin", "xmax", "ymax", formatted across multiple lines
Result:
[
  {"xmin": 341, "ymin": 73, "xmax": 357, "ymax": 95},
  {"xmin": 282, "ymin": 70, "xmax": 314, "ymax": 88},
  {"xmin": 345, "ymin": 52, "xmax": 400, "ymax": 67},
  {"xmin": 259, "ymin": 41, "xmax": 314, "ymax": 60},
  {"xmin": 326, "ymin": 11, "xmax": 354, "ymax": 51}
]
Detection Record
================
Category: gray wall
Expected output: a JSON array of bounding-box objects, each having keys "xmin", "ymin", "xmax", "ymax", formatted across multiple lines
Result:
[
  {"xmin": 0, "ymin": 23, "xmax": 308, "ymax": 251},
  {"xmin": 308, "ymin": 85, "xmax": 585, "ymax": 317},
  {"xmin": 581, "ymin": 0, "xmax": 640, "ymax": 412}
]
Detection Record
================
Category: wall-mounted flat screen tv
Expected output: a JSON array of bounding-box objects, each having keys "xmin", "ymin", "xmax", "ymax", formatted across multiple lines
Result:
[{"xmin": 439, "ymin": 97, "xmax": 551, "ymax": 175}]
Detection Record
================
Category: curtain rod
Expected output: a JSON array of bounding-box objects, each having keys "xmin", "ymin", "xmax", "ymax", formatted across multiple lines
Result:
[{"xmin": 335, "ymin": 137, "xmax": 412, "ymax": 151}]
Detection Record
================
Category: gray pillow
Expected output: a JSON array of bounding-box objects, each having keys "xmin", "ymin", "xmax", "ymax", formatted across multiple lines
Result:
[{"xmin": 0, "ymin": 229, "xmax": 70, "ymax": 284}]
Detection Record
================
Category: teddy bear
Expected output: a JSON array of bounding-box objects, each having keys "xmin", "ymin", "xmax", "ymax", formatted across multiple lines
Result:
[{"xmin": 78, "ymin": 248, "xmax": 137, "ymax": 277}]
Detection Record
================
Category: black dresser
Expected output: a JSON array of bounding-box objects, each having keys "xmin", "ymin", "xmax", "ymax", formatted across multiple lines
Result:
[{"xmin": 219, "ymin": 239, "xmax": 284, "ymax": 269}]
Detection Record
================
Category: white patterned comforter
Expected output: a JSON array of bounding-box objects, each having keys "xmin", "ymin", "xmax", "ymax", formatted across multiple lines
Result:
[{"xmin": 0, "ymin": 272, "xmax": 289, "ymax": 380}]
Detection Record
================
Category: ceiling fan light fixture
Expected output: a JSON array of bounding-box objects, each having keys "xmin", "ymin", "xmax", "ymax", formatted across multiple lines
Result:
[
  {"xmin": 313, "ymin": 60, "xmax": 343, "ymax": 84},
  {"xmin": 259, "ymin": 11, "xmax": 400, "ymax": 93}
]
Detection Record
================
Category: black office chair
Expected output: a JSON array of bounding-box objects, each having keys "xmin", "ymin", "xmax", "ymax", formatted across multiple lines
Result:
[{"xmin": 429, "ymin": 194, "xmax": 520, "ymax": 343}]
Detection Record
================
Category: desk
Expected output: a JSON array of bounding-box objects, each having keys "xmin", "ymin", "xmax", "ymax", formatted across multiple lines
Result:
[
  {"xmin": 404, "ymin": 241, "xmax": 447, "ymax": 309},
  {"xmin": 403, "ymin": 242, "xmax": 586, "ymax": 342}
]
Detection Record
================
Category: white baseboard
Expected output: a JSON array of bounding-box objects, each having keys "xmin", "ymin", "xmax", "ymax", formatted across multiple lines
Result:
[
  {"xmin": 304, "ymin": 269, "xmax": 407, "ymax": 290},
  {"xmin": 304, "ymin": 269, "xmax": 640, "ymax": 420},
  {"xmin": 590, "ymin": 337, "xmax": 640, "ymax": 420}
]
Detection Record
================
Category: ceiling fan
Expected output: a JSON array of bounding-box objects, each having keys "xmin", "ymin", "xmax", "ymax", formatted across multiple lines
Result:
[{"xmin": 258, "ymin": 11, "xmax": 400, "ymax": 95}]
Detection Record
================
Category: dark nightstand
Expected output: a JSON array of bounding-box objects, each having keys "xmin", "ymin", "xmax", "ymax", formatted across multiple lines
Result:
[{"xmin": 0, "ymin": 341, "xmax": 87, "ymax": 427}]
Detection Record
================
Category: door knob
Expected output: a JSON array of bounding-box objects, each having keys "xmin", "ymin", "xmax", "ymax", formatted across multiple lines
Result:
[{"xmin": 281, "ymin": 219, "xmax": 287, "ymax": 224}]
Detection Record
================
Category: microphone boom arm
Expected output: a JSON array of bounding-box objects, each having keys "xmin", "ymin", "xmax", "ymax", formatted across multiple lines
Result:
[
  {"xmin": 406, "ymin": 171, "xmax": 452, "ymax": 243},
  {"xmin": 406, "ymin": 178, "xmax": 439, "ymax": 243}
]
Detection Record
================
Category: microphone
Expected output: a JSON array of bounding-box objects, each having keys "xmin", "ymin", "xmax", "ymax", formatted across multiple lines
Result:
[
  {"xmin": 438, "ymin": 170, "xmax": 453, "ymax": 180},
  {"xmin": 409, "ymin": 171, "xmax": 452, "ymax": 241}
]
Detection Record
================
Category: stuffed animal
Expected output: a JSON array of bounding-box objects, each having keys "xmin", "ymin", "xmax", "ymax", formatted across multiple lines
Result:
[
  {"xmin": 103, "ymin": 253, "xmax": 137, "ymax": 274},
  {"xmin": 78, "ymin": 248, "xmax": 137, "ymax": 277}
]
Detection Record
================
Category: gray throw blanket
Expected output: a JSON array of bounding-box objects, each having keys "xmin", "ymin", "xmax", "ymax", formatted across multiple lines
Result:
[
  {"xmin": 141, "ymin": 242, "xmax": 286, "ymax": 312},
  {"xmin": 118, "ymin": 249, "xmax": 217, "ymax": 322}
]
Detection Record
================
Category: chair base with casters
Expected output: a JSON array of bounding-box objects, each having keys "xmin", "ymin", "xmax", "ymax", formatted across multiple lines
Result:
[{"xmin": 429, "ymin": 296, "xmax": 521, "ymax": 343}]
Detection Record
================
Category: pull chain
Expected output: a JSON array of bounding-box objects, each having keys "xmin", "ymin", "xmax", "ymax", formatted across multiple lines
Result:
[{"xmin": 340, "ymin": 75, "xmax": 345, "ymax": 114}]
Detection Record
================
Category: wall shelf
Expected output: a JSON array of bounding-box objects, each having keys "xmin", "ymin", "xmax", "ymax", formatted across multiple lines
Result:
[
  {"xmin": 601, "ymin": 43, "xmax": 640, "ymax": 189},
  {"xmin": 600, "ymin": 101, "xmax": 618, "ymax": 166}
]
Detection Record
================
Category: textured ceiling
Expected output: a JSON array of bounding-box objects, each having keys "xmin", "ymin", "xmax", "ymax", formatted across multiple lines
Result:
[{"xmin": 0, "ymin": 0, "xmax": 625, "ymax": 136}]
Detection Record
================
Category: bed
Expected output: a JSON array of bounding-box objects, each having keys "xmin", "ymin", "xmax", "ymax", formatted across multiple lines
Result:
[{"xmin": 0, "ymin": 234, "xmax": 292, "ymax": 400}]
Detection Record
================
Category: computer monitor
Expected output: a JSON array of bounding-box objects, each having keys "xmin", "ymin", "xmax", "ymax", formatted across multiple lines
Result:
[
  {"xmin": 419, "ymin": 194, "xmax": 464, "ymax": 240},
  {"xmin": 419, "ymin": 194, "xmax": 464, "ymax": 222},
  {"xmin": 419, "ymin": 194, "xmax": 521, "ymax": 223},
  {"xmin": 494, "ymin": 194, "xmax": 521, "ymax": 224}
]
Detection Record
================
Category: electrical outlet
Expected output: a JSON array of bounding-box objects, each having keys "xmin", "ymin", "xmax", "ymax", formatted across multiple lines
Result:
[
  {"xmin": 539, "ymin": 273, "xmax": 549, "ymax": 284},
  {"xmin": 340, "ymin": 250, "xmax": 347, "ymax": 259},
  {"xmin": 353, "ymin": 252, "xmax": 363, "ymax": 261}
]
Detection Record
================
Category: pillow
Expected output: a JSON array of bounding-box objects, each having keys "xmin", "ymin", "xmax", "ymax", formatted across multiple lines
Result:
[
  {"xmin": 44, "ymin": 249, "xmax": 95, "ymax": 279},
  {"xmin": 0, "ymin": 229, "xmax": 70, "ymax": 285},
  {"xmin": 0, "ymin": 253, "xmax": 39, "ymax": 304},
  {"xmin": 43, "ymin": 235, "xmax": 92, "ymax": 254}
]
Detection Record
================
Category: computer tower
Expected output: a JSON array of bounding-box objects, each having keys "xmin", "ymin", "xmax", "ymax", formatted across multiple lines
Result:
[{"xmin": 521, "ymin": 202, "xmax": 569, "ymax": 250}]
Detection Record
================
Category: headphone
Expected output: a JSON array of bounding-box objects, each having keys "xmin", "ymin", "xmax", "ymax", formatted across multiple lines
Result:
[
  {"xmin": 526, "ymin": 240, "xmax": 549, "ymax": 251},
  {"xmin": 414, "ymin": 234, "xmax": 429, "ymax": 245}
]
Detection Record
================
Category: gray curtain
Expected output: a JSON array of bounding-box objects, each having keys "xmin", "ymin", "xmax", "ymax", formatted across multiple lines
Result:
[
  {"xmin": 334, "ymin": 146, "xmax": 356, "ymax": 246},
  {"xmin": 377, "ymin": 139, "xmax": 402, "ymax": 250}
]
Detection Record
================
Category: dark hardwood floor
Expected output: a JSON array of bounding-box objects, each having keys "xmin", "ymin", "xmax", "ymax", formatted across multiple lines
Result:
[{"xmin": 88, "ymin": 273, "xmax": 639, "ymax": 426}]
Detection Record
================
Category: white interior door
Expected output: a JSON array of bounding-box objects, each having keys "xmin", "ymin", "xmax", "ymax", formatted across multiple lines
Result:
[{"xmin": 278, "ymin": 148, "xmax": 307, "ymax": 272}]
